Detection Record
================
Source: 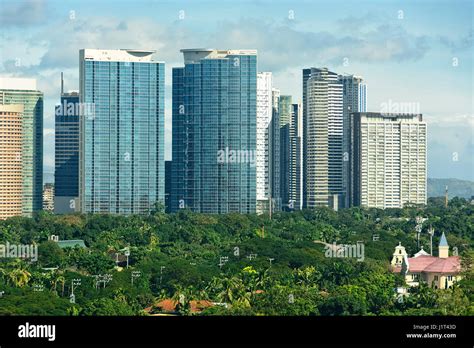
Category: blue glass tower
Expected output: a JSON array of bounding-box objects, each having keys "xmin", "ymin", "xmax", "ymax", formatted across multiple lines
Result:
[
  {"xmin": 171, "ymin": 49, "xmax": 257, "ymax": 213},
  {"xmin": 79, "ymin": 49, "xmax": 165, "ymax": 214},
  {"xmin": 54, "ymin": 86, "xmax": 80, "ymax": 214}
]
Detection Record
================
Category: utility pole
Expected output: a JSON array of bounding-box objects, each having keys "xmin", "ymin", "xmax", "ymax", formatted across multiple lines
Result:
[
  {"xmin": 415, "ymin": 216, "xmax": 423, "ymax": 249},
  {"xmin": 428, "ymin": 226, "xmax": 435, "ymax": 256},
  {"xmin": 268, "ymin": 258, "xmax": 274, "ymax": 267},
  {"xmin": 124, "ymin": 248, "xmax": 130, "ymax": 268}
]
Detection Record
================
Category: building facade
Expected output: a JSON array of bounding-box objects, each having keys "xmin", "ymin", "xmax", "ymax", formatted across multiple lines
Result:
[
  {"xmin": 339, "ymin": 75, "xmax": 367, "ymax": 208},
  {"xmin": 171, "ymin": 49, "xmax": 257, "ymax": 214},
  {"xmin": 0, "ymin": 104, "xmax": 24, "ymax": 219},
  {"xmin": 270, "ymin": 88, "xmax": 281, "ymax": 212},
  {"xmin": 79, "ymin": 49, "xmax": 165, "ymax": 214},
  {"xmin": 43, "ymin": 183, "xmax": 54, "ymax": 212},
  {"xmin": 279, "ymin": 95, "xmax": 292, "ymax": 210},
  {"xmin": 165, "ymin": 160, "xmax": 171, "ymax": 213},
  {"xmin": 289, "ymin": 103, "xmax": 303, "ymax": 210},
  {"xmin": 256, "ymin": 73, "xmax": 281, "ymax": 214},
  {"xmin": 350, "ymin": 112, "xmax": 427, "ymax": 208},
  {"xmin": 303, "ymin": 68, "xmax": 343, "ymax": 209},
  {"xmin": 0, "ymin": 78, "xmax": 43, "ymax": 216},
  {"xmin": 391, "ymin": 232, "xmax": 461, "ymax": 290},
  {"xmin": 54, "ymin": 84, "xmax": 80, "ymax": 214}
]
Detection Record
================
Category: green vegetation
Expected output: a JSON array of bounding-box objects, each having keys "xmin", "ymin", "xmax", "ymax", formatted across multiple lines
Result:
[{"xmin": 0, "ymin": 197, "xmax": 472, "ymax": 316}]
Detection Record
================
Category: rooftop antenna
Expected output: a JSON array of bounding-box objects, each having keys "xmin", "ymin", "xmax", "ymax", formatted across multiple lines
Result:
[{"xmin": 61, "ymin": 72, "xmax": 64, "ymax": 95}]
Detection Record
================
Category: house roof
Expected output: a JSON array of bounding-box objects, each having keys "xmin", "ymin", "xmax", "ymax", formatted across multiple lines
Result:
[
  {"xmin": 424, "ymin": 256, "xmax": 461, "ymax": 273},
  {"xmin": 392, "ymin": 255, "xmax": 460, "ymax": 274},
  {"xmin": 152, "ymin": 299, "xmax": 214, "ymax": 313},
  {"xmin": 414, "ymin": 248, "xmax": 430, "ymax": 257},
  {"xmin": 56, "ymin": 240, "xmax": 86, "ymax": 249}
]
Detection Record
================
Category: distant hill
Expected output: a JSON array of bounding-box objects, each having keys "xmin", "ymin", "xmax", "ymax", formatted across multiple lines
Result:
[{"xmin": 428, "ymin": 178, "xmax": 474, "ymax": 199}]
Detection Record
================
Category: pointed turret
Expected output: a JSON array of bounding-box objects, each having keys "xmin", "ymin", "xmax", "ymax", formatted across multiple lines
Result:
[{"xmin": 438, "ymin": 232, "xmax": 449, "ymax": 258}]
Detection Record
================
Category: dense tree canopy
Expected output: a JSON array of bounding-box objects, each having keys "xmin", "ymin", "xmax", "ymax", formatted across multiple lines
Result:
[{"xmin": 0, "ymin": 198, "xmax": 472, "ymax": 316}]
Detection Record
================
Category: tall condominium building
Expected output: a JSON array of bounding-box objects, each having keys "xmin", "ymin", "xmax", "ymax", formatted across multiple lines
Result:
[
  {"xmin": 171, "ymin": 49, "xmax": 257, "ymax": 213},
  {"xmin": 279, "ymin": 95, "xmax": 292, "ymax": 210},
  {"xmin": 270, "ymin": 88, "xmax": 281, "ymax": 211},
  {"xmin": 303, "ymin": 68, "xmax": 343, "ymax": 209},
  {"xmin": 279, "ymin": 95, "xmax": 292, "ymax": 127},
  {"xmin": 79, "ymin": 49, "xmax": 165, "ymax": 214},
  {"xmin": 0, "ymin": 104, "xmax": 23, "ymax": 219},
  {"xmin": 54, "ymin": 75, "xmax": 80, "ymax": 214},
  {"xmin": 349, "ymin": 112, "xmax": 427, "ymax": 208},
  {"xmin": 43, "ymin": 183, "xmax": 54, "ymax": 212},
  {"xmin": 0, "ymin": 78, "xmax": 43, "ymax": 216},
  {"xmin": 256, "ymin": 72, "xmax": 272, "ymax": 213},
  {"xmin": 338, "ymin": 75, "xmax": 367, "ymax": 208},
  {"xmin": 289, "ymin": 103, "xmax": 303, "ymax": 210},
  {"xmin": 165, "ymin": 160, "xmax": 171, "ymax": 213}
]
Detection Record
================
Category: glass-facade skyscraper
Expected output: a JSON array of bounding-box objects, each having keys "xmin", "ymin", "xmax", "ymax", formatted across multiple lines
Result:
[
  {"xmin": 54, "ymin": 81, "xmax": 80, "ymax": 214},
  {"xmin": 0, "ymin": 78, "xmax": 43, "ymax": 216},
  {"xmin": 171, "ymin": 49, "xmax": 257, "ymax": 213},
  {"xmin": 339, "ymin": 74, "xmax": 367, "ymax": 208},
  {"xmin": 279, "ymin": 95, "xmax": 292, "ymax": 210},
  {"xmin": 79, "ymin": 49, "xmax": 165, "ymax": 214}
]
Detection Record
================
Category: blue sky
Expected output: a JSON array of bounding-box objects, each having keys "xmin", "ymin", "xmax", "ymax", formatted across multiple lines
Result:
[{"xmin": 0, "ymin": 0, "xmax": 472, "ymax": 181}]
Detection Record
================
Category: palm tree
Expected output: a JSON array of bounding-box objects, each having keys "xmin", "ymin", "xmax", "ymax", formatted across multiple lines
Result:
[
  {"xmin": 9, "ymin": 268, "xmax": 31, "ymax": 288},
  {"xmin": 57, "ymin": 276, "xmax": 66, "ymax": 296},
  {"xmin": 113, "ymin": 288, "xmax": 128, "ymax": 304},
  {"xmin": 171, "ymin": 285, "xmax": 191, "ymax": 315}
]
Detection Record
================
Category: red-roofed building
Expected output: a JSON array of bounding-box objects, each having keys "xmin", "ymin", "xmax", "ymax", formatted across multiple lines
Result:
[
  {"xmin": 391, "ymin": 232, "xmax": 462, "ymax": 289},
  {"xmin": 146, "ymin": 299, "xmax": 214, "ymax": 315}
]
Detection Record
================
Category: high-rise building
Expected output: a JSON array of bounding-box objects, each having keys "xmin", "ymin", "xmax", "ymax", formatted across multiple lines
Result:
[
  {"xmin": 0, "ymin": 78, "xmax": 43, "ymax": 216},
  {"xmin": 79, "ymin": 49, "xmax": 165, "ymax": 214},
  {"xmin": 43, "ymin": 183, "xmax": 54, "ymax": 212},
  {"xmin": 278, "ymin": 95, "xmax": 292, "ymax": 127},
  {"xmin": 278, "ymin": 96, "xmax": 303, "ymax": 211},
  {"xmin": 349, "ymin": 112, "xmax": 427, "ymax": 208},
  {"xmin": 171, "ymin": 49, "xmax": 257, "ymax": 213},
  {"xmin": 279, "ymin": 95, "xmax": 292, "ymax": 210},
  {"xmin": 256, "ymin": 72, "xmax": 273, "ymax": 214},
  {"xmin": 165, "ymin": 160, "xmax": 171, "ymax": 213},
  {"xmin": 303, "ymin": 68, "xmax": 343, "ymax": 209},
  {"xmin": 339, "ymin": 74, "xmax": 367, "ymax": 208},
  {"xmin": 54, "ymin": 74, "xmax": 80, "ymax": 214},
  {"xmin": 270, "ymin": 88, "xmax": 281, "ymax": 211},
  {"xmin": 289, "ymin": 103, "xmax": 303, "ymax": 210},
  {"xmin": 0, "ymin": 104, "xmax": 23, "ymax": 219}
]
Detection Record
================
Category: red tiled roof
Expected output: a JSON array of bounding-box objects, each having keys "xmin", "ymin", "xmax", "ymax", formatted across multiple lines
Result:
[
  {"xmin": 424, "ymin": 256, "xmax": 460, "ymax": 273},
  {"xmin": 406, "ymin": 255, "xmax": 438, "ymax": 272},
  {"xmin": 153, "ymin": 299, "xmax": 214, "ymax": 313},
  {"xmin": 392, "ymin": 255, "xmax": 460, "ymax": 274}
]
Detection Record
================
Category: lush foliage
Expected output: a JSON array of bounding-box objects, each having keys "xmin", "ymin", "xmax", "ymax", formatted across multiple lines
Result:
[{"xmin": 0, "ymin": 197, "xmax": 472, "ymax": 316}]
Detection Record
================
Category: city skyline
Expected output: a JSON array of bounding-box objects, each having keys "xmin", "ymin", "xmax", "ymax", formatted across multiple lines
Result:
[{"xmin": 0, "ymin": 0, "xmax": 472, "ymax": 182}]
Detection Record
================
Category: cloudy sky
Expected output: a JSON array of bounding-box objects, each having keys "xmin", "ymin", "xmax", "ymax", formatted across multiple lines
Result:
[{"xmin": 0, "ymin": 0, "xmax": 472, "ymax": 181}]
